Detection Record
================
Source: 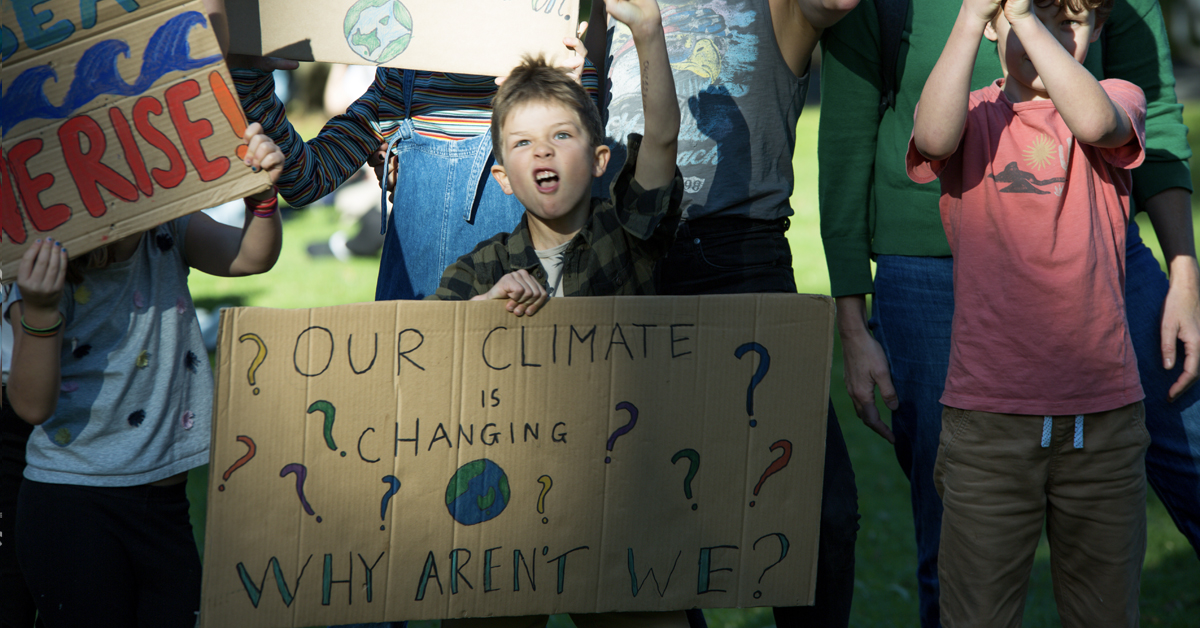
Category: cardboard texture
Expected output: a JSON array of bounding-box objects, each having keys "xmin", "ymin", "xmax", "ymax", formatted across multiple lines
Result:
[
  {"xmin": 201, "ymin": 294, "xmax": 834, "ymax": 626},
  {"xmin": 224, "ymin": 0, "xmax": 581, "ymax": 77},
  {"xmin": 1, "ymin": 0, "xmax": 270, "ymax": 280}
]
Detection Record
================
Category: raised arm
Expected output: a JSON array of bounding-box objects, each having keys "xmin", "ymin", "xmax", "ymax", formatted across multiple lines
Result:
[
  {"xmin": 229, "ymin": 65, "xmax": 383, "ymax": 206},
  {"xmin": 605, "ymin": 0, "xmax": 679, "ymax": 190},
  {"xmin": 793, "ymin": 0, "xmax": 860, "ymax": 29},
  {"xmin": 7, "ymin": 240, "xmax": 68, "ymax": 425},
  {"xmin": 769, "ymin": 0, "xmax": 826, "ymax": 78},
  {"xmin": 1001, "ymin": 0, "xmax": 1132, "ymax": 147},
  {"xmin": 912, "ymin": 0, "xmax": 994, "ymax": 160},
  {"xmin": 185, "ymin": 124, "xmax": 284, "ymax": 277}
]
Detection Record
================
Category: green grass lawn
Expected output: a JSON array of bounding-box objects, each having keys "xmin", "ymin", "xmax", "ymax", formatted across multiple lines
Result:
[{"xmin": 187, "ymin": 105, "xmax": 1200, "ymax": 627}]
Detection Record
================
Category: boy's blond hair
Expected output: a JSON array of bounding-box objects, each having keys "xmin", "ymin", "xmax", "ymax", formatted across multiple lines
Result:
[{"xmin": 490, "ymin": 55, "xmax": 604, "ymax": 165}]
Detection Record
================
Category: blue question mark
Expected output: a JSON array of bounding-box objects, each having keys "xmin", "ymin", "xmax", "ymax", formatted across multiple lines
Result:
[
  {"xmin": 734, "ymin": 342, "xmax": 771, "ymax": 426},
  {"xmin": 379, "ymin": 475, "xmax": 401, "ymax": 531}
]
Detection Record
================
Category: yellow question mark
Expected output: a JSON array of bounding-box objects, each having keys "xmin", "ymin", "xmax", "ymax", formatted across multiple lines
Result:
[
  {"xmin": 238, "ymin": 333, "xmax": 267, "ymax": 395},
  {"xmin": 536, "ymin": 475, "xmax": 553, "ymax": 524}
]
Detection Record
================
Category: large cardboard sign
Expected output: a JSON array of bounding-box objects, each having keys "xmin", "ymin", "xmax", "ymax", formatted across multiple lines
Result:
[
  {"xmin": 225, "ymin": 0, "xmax": 581, "ymax": 77},
  {"xmin": 202, "ymin": 295, "xmax": 834, "ymax": 626},
  {"xmin": 1, "ymin": 0, "xmax": 270, "ymax": 279}
]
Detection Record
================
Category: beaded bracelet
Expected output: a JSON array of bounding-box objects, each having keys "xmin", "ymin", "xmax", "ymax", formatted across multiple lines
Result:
[
  {"xmin": 20, "ymin": 314, "xmax": 63, "ymax": 338},
  {"xmin": 245, "ymin": 187, "xmax": 279, "ymax": 218}
]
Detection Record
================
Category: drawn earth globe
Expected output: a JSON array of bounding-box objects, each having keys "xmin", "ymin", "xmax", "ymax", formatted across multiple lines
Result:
[
  {"xmin": 445, "ymin": 459, "xmax": 511, "ymax": 525},
  {"xmin": 343, "ymin": 0, "xmax": 413, "ymax": 64}
]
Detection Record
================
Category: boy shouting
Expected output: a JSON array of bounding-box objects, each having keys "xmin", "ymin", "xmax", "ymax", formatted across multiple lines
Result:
[{"xmin": 430, "ymin": 0, "xmax": 681, "ymax": 313}]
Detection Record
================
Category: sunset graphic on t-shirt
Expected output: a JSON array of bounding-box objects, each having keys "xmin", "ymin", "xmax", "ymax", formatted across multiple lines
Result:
[{"xmin": 1023, "ymin": 134, "xmax": 1058, "ymax": 170}]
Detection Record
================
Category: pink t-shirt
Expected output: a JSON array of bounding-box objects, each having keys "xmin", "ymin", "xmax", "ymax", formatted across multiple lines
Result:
[{"xmin": 907, "ymin": 79, "xmax": 1147, "ymax": 416}]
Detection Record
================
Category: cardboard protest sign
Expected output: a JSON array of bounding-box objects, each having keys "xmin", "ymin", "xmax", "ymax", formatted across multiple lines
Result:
[
  {"xmin": 224, "ymin": 0, "xmax": 581, "ymax": 77},
  {"xmin": 201, "ymin": 294, "xmax": 834, "ymax": 626},
  {"xmin": 1, "ymin": 0, "xmax": 270, "ymax": 280}
]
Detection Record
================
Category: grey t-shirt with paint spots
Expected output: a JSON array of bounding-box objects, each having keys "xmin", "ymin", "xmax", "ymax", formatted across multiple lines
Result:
[{"xmin": 13, "ymin": 216, "xmax": 212, "ymax": 486}]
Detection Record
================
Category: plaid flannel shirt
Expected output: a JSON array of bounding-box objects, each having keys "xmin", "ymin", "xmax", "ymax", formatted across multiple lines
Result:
[{"xmin": 429, "ymin": 135, "xmax": 683, "ymax": 300}]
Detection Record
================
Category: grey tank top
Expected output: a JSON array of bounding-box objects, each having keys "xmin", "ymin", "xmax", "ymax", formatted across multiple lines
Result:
[{"xmin": 597, "ymin": 0, "xmax": 809, "ymax": 221}]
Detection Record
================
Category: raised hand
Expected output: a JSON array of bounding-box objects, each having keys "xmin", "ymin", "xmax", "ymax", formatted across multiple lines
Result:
[
  {"xmin": 495, "ymin": 22, "xmax": 591, "ymax": 87},
  {"xmin": 242, "ymin": 122, "xmax": 285, "ymax": 184},
  {"xmin": 964, "ymin": 0, "xmax": 1003, "ymax": 24},
  {"xmin": 606, "ymin": 0, "xmax": 664, "ymax": 37},
  {"xmin": 558, "ymin": 21, "xmax": 590, "ymax": 86},
  {"xmin": 1002, "ymin": 0, "xmax": 1033, "ymax": 24},
  {"xmin": 16, "ymin": 239, "xmax": 68, "ymax": 319}
]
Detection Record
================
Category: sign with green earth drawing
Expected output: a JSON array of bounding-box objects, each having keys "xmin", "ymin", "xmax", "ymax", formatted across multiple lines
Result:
[
  {"xmin": 201, "ymin": 295, "xmax": 836, "ymax": 625},
  {"xmin": 226, "ymin": 0, "xmax": 581, "ymax": 77},
  {"xmin": 344, "ymin": 0, "xmax": 413, "ymax": 64},
  {"xmin": 446, "ymin": 459, "xmax": 511, "ymax": 525}
]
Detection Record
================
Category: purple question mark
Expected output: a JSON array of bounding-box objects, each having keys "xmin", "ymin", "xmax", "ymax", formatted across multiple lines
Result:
[
  {"xmin": 606, "ymin": 401, "xmax": 639, "ymax": 463},
  {"xmin": 280, "ymin": 463, "xmax": 320, "ymax": 522}
]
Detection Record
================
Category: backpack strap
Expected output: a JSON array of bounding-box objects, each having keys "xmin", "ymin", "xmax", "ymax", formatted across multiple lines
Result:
[{"xmin": 875, "ymin": 0, "xmax": 909, "ymax": 116}]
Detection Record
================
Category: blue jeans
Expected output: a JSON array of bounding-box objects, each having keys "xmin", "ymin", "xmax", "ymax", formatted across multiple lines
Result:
[
  {"xmin": 374, "ymin": 107, "xmax": 525, "ymax": 300},
  {"xmin": 657, "ymin": 216, "xmax": 860, "ymax": 628},
  {"xmin": 872, "ymin": 219, "xmax": 1200, "ymax": 628},
  {"xmin": 1124, "ymin": 221, "xmax": 1200, "ymax": 549},
  {"xmin": 870, "ymin": 254, "xmax": 953, "ymax": 628}
]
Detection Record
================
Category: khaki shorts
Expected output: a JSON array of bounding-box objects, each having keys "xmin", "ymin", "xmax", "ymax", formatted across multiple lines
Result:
[{"xmin": 934, "ymin": 402, "xmax": 1149, "ymax": 628}]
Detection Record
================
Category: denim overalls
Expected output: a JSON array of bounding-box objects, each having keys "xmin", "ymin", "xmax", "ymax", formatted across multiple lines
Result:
[{"xmin": 375, "ymin": 71, "xmax": 526, "ymax": 301}]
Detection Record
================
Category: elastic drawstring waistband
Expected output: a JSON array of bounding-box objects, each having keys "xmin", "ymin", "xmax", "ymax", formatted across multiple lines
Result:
[{"xmin": 1040, "ymin": 415, "xmax": 1085, "ymax": 449}]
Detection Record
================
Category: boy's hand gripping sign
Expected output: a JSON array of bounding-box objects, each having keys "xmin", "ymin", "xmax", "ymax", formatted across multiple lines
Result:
[
  {"xmin": 202, "ymin": 294, "xmax": 834, "ymax": 626},
  {"xmin": 1, "ymin": 0, "xmax": 270, "ymax": 279}
]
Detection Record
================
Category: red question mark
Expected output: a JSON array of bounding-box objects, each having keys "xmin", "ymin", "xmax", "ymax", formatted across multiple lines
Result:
[
  {"xmin": 218, "ymin": 435, "xmax": 256, "ymax": 491},
  {"xmin": 750, "ymin": 440, "xmax": 792, "ymax": 507}
]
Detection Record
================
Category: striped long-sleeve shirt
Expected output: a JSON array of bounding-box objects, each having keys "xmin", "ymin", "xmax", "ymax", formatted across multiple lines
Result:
[{"xmin": 232, "ymin": 67, "xmax": 599, "ymax": 208}]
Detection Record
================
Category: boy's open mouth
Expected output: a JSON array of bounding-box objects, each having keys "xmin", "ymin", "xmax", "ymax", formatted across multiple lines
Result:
[{"xmin": 534, "ymin": 168, "xmax": 559, "ymax": 193}]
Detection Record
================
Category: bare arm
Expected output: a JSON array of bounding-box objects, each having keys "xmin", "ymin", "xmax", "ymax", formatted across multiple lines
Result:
[
  {"xmin": 792, "ymin": 0, "xmax": 859, "ymax": 30},
  {"xmin": 1142, "ymin": 188, "xmax": 1200, "ymax": 399},
  {"xmin": 1004, "ymin": 0, "xmax": 1133, "ymax": 147},
  {"xmin": 606, "ymin": 0, "xmax": 679, "ymax": 190},
  {"xmin": 185, "ymin": 124, "xmax": 284, "ymax": 277},
  {"xmin": 836, "ymin": 295, "xmax": 899, "ymax": 442},
  {"xmin": 770, "ymin": 0, "xmax": 825, "ymax": 78},
  {"xmin": 820, "ymin": 6, "xmax": 898, "ymax": 439},
  {"xmin": 912, "ymin": 0, "xmax": 992, "ymax": 160},
  {"xmin": 7, "ymin": 240, "xmax": 68, "ymax": 425}
]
